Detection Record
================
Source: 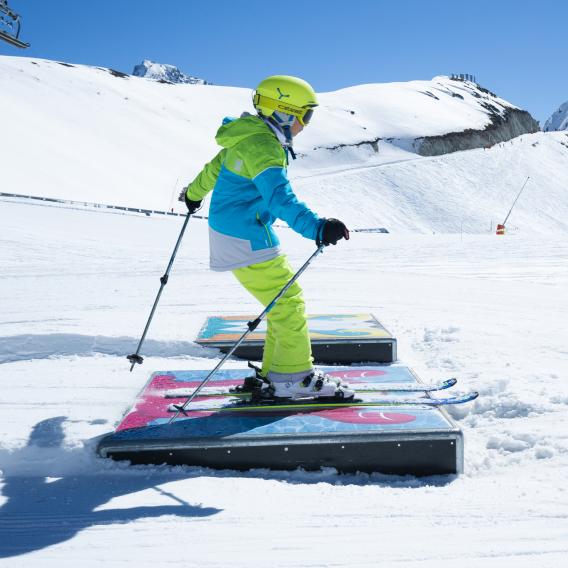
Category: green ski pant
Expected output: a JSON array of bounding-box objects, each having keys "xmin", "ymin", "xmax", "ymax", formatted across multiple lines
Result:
[{"xmin": 232, "ymin": 255, "xmax": 313, "ymax": 377}]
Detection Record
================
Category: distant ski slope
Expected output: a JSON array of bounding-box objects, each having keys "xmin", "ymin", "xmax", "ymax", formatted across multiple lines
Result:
[
  {"xmin": 2, "ymin": 55, "xmax": 567, "ymax": 234},
  {"xmin": 295, "ymin": 132, "xmax": 568, "ymax": 234}
]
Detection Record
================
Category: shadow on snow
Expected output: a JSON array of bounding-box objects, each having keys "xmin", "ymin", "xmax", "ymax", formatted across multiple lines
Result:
[
  {"xmin": 0, "ymin": 417, "xmax": 222, "ymax": 559},
  {"xmin": 0, "ymin": 333, "xmax": 219, "ymax": 364},
  {"xmin": 0, "ymin": 416, "xmax": 456, "ymax": 558}
]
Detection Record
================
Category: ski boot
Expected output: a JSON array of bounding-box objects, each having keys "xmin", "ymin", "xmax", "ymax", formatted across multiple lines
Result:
[{"xmin": 252, "ymin": 370, "xmax": 355, "ymax": 403}]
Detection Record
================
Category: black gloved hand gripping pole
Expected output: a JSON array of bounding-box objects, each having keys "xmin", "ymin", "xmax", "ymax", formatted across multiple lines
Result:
[
  {"xmin": 127, "ymin": 213, "xmax": 191, "ymax": 372},
  {"xmin": 169, "ymin": 244, "xmax": 326, "ymax": 423}
]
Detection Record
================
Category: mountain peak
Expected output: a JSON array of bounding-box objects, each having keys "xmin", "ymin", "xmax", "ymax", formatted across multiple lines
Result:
[
  {"xmin": 132, "ymin": 60, "xmax": 208, "ymax": 85},
  {"xmin": 544, "ymin": 101, "xmax": 568, "ymax": 132}
]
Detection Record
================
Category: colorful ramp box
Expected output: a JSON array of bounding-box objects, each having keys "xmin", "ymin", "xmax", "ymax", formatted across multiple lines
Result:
[
  {"xmin": 97, "ymin": 366, "xmax": 463, "ymax": 475},
  {"xmin": 196, "ymin": 313, "xmax": 397, "ymax": 363}
]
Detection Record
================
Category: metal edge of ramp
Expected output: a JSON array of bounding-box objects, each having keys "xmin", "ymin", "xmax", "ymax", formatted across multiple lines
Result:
[{"xmin": 97, "ymin": 427, "xmax": 463, "ymax": 476}]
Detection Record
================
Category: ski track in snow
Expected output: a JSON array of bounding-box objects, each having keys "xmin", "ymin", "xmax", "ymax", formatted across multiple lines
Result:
[{"xmin": 1, "ymin": 202, "xmax": 568, "ymax": 566}]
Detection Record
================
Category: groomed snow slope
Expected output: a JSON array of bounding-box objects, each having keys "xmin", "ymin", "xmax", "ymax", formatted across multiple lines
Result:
[
  {"xmin": 2, "ymin": 54, "xmax": 550, "ymax": 234},
  {"xmin": 294, "ymin": 131, "xmax": 568, "ymax": 234},
  {"xmin": 1, "ymin": 201, "xmax": 568, "ymax": 567}
]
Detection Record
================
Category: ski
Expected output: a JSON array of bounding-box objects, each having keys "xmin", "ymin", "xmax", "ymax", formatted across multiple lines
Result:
[
  {"xmin": 164, "ymin": 378, "xmax": 457, "ymax": 399},
  {"xmin": 168, "ymin": 390, "xmax": 478, "ymax": 414}
]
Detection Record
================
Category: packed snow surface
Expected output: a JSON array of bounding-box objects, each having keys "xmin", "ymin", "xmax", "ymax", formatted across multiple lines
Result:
[
  {"xmin": 1, "ymin": 201, "xmax": 568, "ymax": 567},
  {"xmin": 544, "ymin": 100, "xmax": 568, "ymax": 131}
]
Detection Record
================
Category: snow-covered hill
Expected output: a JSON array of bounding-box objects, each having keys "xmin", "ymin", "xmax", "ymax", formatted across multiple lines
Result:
[
  {"xmin": 0, "ymin": 55, "xmax": 562, "ymax": 235},
  {"xmin": 2, "ymin": 55, "xmax": 568, "ymax": 567},
  {"xmin": 544, "ymin": 100, "xmax": 568, "ymax": 131},
  {"xmin": 132, "ymin": 59, "xmax": 208, "ymax": 85},
  {"xmin": 296, "ymin": 131, "xmax": 568, "ymax": 234}
]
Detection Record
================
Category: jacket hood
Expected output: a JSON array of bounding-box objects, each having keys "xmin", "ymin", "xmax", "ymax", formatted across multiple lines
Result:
[{"xmin": 215, "ymin": 114, "xmax": 273, "ymax": 149}]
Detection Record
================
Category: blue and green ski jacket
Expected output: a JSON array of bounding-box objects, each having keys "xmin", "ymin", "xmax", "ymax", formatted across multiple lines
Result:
[{"xmin": 186, "ymin": 114, "xmax": 324, "ymax": 271}]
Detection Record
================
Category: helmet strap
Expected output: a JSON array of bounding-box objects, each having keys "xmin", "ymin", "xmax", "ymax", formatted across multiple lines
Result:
[
  {"xmin": 282, "ymin": 125, "xmax": 296, "ymax": 160},
  {"xmin": 264, "ymin": 114, "xmax": 296, "ymax": 159},
  {"xmin": 282, "ymin": 125, "xmax": 293, "ymax": 144}
]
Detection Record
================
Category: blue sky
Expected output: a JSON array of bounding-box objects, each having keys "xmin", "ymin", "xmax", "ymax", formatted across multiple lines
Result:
[{"xmin": 2, "ymin": 0, "xmax": 566, "ymax": 123}]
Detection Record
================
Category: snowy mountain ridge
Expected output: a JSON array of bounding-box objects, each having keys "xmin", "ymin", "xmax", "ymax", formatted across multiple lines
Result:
[
  {"xmin": 544, "ymin": 100, "xmax": 568, "ymax": 131},
  {"xmin": 132, "ymin": 59, "xmax": 208, "ymax": 84},
  {"xmin": 0, "ymin": 55, "xmax": 565, "ymax": 234}
]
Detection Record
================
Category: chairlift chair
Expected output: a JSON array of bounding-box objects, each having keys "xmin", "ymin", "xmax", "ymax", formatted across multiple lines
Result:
[{"xmin": 0, "ymin": 0, "xmax": 30, "ymax": 48}]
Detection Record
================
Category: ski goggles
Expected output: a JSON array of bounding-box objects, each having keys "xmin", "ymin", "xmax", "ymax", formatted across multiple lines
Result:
[
  {"xmin": 299, "ymin": 107, "xmax": 315, "ymax": 126},
  {"xmin": 254, "ymin": 93, "xmax": 316, "ymax": 126}
]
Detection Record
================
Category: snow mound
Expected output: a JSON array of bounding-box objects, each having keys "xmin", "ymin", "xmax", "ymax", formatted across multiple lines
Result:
[
  {"xmin": 544, "ymin": 100, "xmax": 568, "ymax": 131},
  {"xmin": 132, "ymin": 59, "xmax": 208, "ymax": 84}
]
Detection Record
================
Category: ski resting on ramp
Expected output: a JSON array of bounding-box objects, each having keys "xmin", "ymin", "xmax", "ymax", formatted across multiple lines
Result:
[{"xmin": 97, "ymin": 365, "xmax": 472, "ymax": 475}]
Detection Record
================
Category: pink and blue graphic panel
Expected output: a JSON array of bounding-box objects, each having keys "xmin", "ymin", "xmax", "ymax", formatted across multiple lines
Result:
[{"xmin": 112, "ymin": 366, "xmax": 453, "ymax": 442}]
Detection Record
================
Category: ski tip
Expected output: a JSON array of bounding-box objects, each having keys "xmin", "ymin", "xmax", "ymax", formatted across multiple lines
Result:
[
  {"xmin": 444, "ymin": 378, "xmax": 458, "ymax": 389},
  {"xmin": 452, "ymin": 391, "xmax": 478, "ymax": 404}
]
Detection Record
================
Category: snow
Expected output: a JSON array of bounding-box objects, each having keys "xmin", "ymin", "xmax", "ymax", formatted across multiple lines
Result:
[
  {"xmin": 544, "ymin": 100, "xmax": 568, "ymax": 131},
  {"xmin": 1, "ymin": 56, "xmax": 524, "ymax": 215},
  {"xmin": 1, "ymin": 201, "xmax": 568, "ymax": 566},
  {"xmin": 2, "ymin": 55, "xmax": 568, "ymax": 566},
  {"xmin": 293, "ymin": 131, "xmax": 568, "ymax": 234}
]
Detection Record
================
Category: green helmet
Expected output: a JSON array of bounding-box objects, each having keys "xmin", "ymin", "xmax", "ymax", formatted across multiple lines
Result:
[{"xmin": 253, "ymin": 75, "xmax": 318, "ymax": 126}]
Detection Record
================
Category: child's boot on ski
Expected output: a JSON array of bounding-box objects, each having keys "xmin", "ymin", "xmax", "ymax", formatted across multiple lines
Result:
[{"xmin": 255, "ymin": 370, "xmax": 354, "ymax": 402}]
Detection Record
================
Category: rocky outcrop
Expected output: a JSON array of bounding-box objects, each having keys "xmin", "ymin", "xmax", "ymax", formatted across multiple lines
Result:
[{"xmin": 416, "ymin": 108, "xmax": 539, "ymax": 156}]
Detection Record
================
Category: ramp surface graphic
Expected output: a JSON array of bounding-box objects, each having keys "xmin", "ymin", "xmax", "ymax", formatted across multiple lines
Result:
[{"xmin": 98, "ymin": 366, "xmax": 463, "ymax": 475}]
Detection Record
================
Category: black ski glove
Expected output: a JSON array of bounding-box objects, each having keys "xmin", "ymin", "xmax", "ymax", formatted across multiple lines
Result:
[
  {"xmin": 184, "ymin": 193, "xmax": 202, "ymax": 215},
  {"xmin": 318, "ymin": 218, "xmax": 350, "ymax": 246}
]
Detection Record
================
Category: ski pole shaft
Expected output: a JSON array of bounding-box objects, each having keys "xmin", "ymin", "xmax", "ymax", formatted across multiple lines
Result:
[
  {"xmin": 169, "ymin": 244, "xmax": 325, "ymax": 422},
  {"xmin": 127, "ymin": 213, "xmax": 191, "ymax": 372},
  {"xmin": 502, "ymin": 176, "xmax": 530, "ymax": 226}
]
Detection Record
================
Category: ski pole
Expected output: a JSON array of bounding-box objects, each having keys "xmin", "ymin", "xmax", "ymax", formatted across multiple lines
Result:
[
  {"xmin": 169, "ymin": 244, "xmax": 326, "ymax": 423},
  {"xmin": 127, "ymin": 213, "xmax": 191, "ymax": 372}
]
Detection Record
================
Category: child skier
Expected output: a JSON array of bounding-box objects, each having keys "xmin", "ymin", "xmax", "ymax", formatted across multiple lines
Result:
[{"xmin": 183, "ymin": 75, "xmax": 352, "ymax": 400}]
